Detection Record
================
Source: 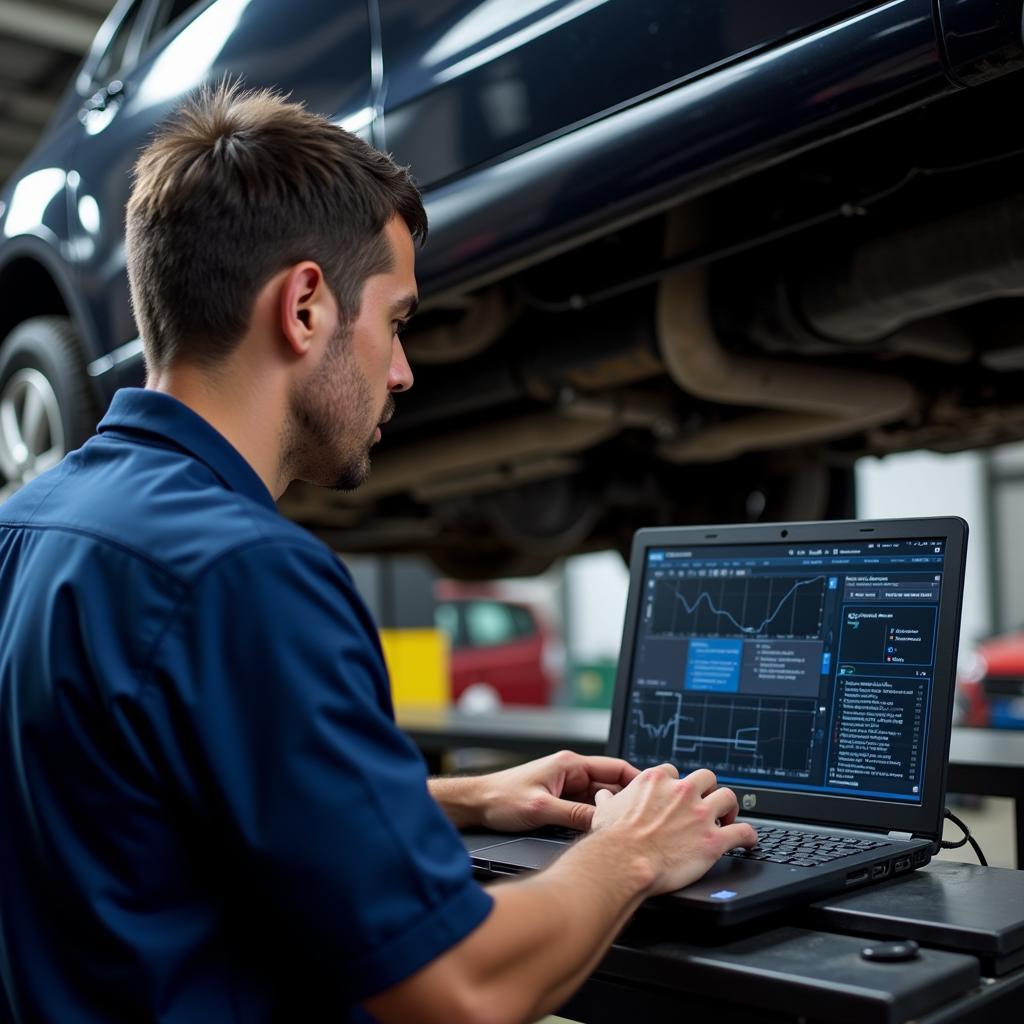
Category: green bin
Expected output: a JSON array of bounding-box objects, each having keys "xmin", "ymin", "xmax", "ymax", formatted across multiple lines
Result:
[{"xmin": 569, "ymin": 659, "xmax": 617, "ymax": 708}]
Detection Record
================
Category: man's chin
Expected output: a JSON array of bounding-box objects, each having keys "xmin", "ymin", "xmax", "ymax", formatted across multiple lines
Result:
[
  {"xmin": 324, "ymin": 453, "xmax": 372, "ymax": 492},
  {"xmin": 327, "ymin": 477, "xmax": 365, "ymax": 493}
]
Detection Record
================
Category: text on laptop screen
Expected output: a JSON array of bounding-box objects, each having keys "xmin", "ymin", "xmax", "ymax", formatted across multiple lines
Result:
[{"xmin": 623, "ymin": 538, "xmax": 948, "ymax": 804}]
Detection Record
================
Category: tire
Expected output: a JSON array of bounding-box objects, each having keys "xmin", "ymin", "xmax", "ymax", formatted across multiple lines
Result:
[{"xmin": 0, "ymin": 316, "xmax": 98, "ymax": 500}]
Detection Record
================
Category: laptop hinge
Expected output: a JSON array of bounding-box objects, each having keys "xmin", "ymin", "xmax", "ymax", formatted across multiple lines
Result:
[{"xmin": 887, "ymin": 830, "xmax": 914, "ymax": 841}]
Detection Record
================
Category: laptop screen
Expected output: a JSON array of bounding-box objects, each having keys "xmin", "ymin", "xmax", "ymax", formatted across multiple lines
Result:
[{"xmin": 622, "ymin": 536, "xmax": 949, "ymax": 806}]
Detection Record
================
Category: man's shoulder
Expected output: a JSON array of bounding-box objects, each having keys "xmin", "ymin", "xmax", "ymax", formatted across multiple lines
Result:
[{"xmin": 0, "ymin": 434, "xmax": 336, "ymax": 588}]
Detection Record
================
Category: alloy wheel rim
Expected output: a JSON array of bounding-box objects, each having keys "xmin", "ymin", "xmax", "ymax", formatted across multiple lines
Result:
[{"xmin": 0, "ymin": 368, "xmax": 65, "ymax": 500}]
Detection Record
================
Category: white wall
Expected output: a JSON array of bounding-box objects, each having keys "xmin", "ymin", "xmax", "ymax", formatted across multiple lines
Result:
[
  {"xmin": 565, "ymin": 550, "xmax": 630, "ymax": 663},
  {"xmin": 989, "ymin": 442, "xmax": 1024, "ymax": 634},
  {"xmin": 855, "ymin": 450, "xmax": 990, "ymax": 661}
]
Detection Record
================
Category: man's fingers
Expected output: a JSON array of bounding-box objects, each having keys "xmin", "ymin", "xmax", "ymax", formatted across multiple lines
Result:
[
  {"xmin": 682, "ymin": 767, "xmax": 718, "ymax": 796},
  {"xmin": 718, "ymin": 821, "xmax": 759, "ymax": 851},
  {"xmin": 538, "ymin": 795, "xmax": 595, "ymax": 831},
  {"xmin": 594, "ymin": 788, "xmax": 614, "ymax": 805},
  {"xmin": 704, "ymin": 786, "xmax": 740, "ymax": 825},
  {"xmin": 586, "ymin": 756, "xmax": 642, "ymax": 785},
  {"xmin": 564, "ymin": 755, "xmax": 641, "ymax": 791}
]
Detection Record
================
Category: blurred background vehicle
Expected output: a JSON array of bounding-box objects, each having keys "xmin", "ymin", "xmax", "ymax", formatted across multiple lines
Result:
[
  {"xmin": 434, "ymin": 583, "xmax": 564, "ymax": 709},
  {"xmin": 955, "ymin": 632, "xmax": 1024, "ymax": 729}
]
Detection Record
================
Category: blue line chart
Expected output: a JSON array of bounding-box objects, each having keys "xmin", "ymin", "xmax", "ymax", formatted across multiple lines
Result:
[
  {"xmin": 632, "ymin": 708, "xmax": 688, "ymax": 739},
  {"xmin": 627, "ymin": 694, "xmax": 817, "ymax": 774},
  {"xmin": 663, "ymin": 575, "xmax": 826, "ymax": 638}
]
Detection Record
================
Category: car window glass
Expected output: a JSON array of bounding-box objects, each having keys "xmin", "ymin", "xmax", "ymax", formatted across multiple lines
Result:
[
  {"xmin": 93, "ymin": 0, "xmax": 146, "ymax": 84},
  {"xmin": 510, "ymin": 605, "xmax": 536, "ymax": 639},
  {"xmin": 434, "ymin": 603, "xmax": 461, "ymax": 649},
  {"xmin": 464, "ymin": 601, "xmax": 519, "ymax": 648}
]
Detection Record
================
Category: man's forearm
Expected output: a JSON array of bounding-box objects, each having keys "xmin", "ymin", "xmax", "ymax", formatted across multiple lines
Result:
[
  {"xmin": 428, "ymin": 775, "xmax": 485, "ymax": 829},
  {"xmin": 364, "ymin": 824, "xmax": 653, "ymax": 1024},
  {"xmin": 451, "ymin": 828, "xmax": 654, "ymax": 1023}
]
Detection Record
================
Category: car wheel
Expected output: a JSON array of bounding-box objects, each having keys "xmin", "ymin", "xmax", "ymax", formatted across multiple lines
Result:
[{"xmin": 0, "ymin": 316, "xmax": 98, "ymax": 500}]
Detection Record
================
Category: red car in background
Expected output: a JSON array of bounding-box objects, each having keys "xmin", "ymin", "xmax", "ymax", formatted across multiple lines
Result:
[
  {"xmin": 956, "ymin": 632, "xmax": 1024, "ymax": 729},
  {"xmin": 434, "ymin": 587, "xmax": 563, "ymax": 710}
]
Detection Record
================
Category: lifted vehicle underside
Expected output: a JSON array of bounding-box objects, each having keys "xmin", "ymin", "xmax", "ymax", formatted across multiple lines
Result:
[{"xmin": 280, "ymin": 72, "xmax": 1024, "ymax": 576}]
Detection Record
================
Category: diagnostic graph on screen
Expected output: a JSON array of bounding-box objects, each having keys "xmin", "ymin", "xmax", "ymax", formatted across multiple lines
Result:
[
  {"xmin": 652, "ymin": 575, "xmax": 827, "ymax": 640},
  {"xmin": 627, "ymin": 690, "xmax": 816, "ymax": 775}
]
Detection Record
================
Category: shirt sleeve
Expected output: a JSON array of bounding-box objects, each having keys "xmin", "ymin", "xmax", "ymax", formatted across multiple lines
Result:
[{"xmin": 138, "ymin": 537, "xmax": 493, "ymax": 1000}]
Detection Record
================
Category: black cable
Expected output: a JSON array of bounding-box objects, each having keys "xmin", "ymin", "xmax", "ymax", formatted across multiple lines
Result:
[{"xmin": 941, "ymin": 807, "xmax": 988, "ymax": 866}]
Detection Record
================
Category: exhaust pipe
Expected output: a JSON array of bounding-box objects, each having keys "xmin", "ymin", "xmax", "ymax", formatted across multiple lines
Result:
[{"xmin": 656, "ymin": 269, "xmax": 917, "ymax": 462}]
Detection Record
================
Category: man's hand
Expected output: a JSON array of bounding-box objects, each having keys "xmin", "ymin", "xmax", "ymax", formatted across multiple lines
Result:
[
  {"xmin": 430, "ymin": 750, "xmax": 640, "ymax": 832},
  {"xmin": 476, "ymin": 750, "xmax": 641, "ymax": 832},
  {"xmin": 590, "ymin": 762, "xmax": 758, "ymax": 895}
]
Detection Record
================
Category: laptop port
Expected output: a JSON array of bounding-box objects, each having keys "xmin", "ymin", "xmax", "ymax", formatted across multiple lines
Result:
[
  {"xmin": 871, "ymin": 863, "xmax": 890, "ymax": 879},
  {"xmin": 845, "ymin": 869, "xmax": 869, "ymax": 885},
  {"xmin": 913, "ymin": 849, "xmax": 929, "ymax": 866},
  {"xmin": 893, "ymin": 857, "xmax": 911, "ymax": 873}
]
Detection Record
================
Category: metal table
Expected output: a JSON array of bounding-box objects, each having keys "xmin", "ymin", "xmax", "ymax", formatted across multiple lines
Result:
[{"xmin": 397, "ymin": 708, "xmax": 1024, "ymax": 865}]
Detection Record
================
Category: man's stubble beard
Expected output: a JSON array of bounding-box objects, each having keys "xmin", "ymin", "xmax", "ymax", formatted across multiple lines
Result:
[{"xmin": 284, "ymin": 323, "xmax": 393, "ymax": 492}]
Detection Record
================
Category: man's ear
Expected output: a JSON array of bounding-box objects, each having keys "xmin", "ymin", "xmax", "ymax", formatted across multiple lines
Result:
[{"xmin": 279, "ymin": 261, "xmax": 330, "ymax": 356}]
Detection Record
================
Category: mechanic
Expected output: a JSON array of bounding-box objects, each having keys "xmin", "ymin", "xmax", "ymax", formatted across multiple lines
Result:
[{"xmin": 0, "ymin": 83, "xmax": 756, "ymax": 1024}]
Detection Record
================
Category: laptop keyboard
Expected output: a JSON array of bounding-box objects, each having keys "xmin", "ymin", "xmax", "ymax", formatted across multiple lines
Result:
[
  {"xmin": 536, "ymin": 825, "xmax": 887, "ymax": 869},
  {"xmin": 726, "ymin": 826, "xmax": 887, "ymax": 867}
]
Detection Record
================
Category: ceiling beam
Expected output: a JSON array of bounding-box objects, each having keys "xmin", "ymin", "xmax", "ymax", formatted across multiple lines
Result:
[
  {"xmin": 63, "ymin": 0, "xmax": 116, "ymax": 13},
  {"xmin": 2, "ymin": 91, "xmax": 60, "ymax": 126},
  {"xmin": 0, "ymin": 0, "xmax": 102, "ymax": 54},
  {"xmin": 0, "ymin": 119, "xmax": 41, "ymax": 154},
  {"xmin": 0, "ymin": 153, "xmax": 21, "ymax": 183}
]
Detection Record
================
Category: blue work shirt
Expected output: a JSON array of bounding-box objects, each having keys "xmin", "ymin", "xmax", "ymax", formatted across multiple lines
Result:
[{"xmin": 0, "ymin": 388, "xmax": 493, "ymax": 1022}]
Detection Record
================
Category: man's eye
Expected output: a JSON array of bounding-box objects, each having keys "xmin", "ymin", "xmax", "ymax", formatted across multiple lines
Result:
[{"xmin": 392, "ymin": 320, "xmax": 407, "ymax": 336}]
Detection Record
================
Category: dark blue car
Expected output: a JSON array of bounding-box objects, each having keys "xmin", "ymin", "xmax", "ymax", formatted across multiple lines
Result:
[{"xmin": 2, "ymin": 0, "xmax": 1024, "ymax": 575}]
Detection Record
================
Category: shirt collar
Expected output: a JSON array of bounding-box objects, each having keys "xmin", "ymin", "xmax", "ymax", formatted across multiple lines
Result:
[{"xmin": 97, "ymin": 388, "xmax": 277, "ymax": 512}]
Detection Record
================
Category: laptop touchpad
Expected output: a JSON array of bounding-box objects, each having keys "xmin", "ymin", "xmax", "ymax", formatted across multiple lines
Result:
[{"xmin": 477, "ymin": 837, "xmax": 570, "ymax": 870}]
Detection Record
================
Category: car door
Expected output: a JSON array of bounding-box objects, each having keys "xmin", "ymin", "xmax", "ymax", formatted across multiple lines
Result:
[
  {"xmin": 377, "ymin": 0, "xmax": 880, "ymax": 191},
  {"xmin": 451, "ymin": 599, "xmax": 550, "ymax": 706},
  {"xmin": 66, "ymin": 0, "xmax": 377, "ymax": 395}
]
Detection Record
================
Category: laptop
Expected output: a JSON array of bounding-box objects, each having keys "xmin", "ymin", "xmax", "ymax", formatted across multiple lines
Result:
[{"xmin": 466, "ymin": 517, "xmax": 968, "ymax": 923}]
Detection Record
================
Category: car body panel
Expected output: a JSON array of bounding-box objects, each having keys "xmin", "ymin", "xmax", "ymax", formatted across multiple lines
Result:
[
  {"xmin": 378, "ymin": 0, "xmax": 876, "ymax": 189},
  {"xmin": 0, "ymin": 114, "xmax": 96, "ymax": 358},
  {"xmin": 410, "ymin": 0, "xmax": 950, "ymax": 296}
]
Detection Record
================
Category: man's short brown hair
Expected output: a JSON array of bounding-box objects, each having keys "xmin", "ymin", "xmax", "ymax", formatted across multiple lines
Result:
[{"xmin": 126, "ymin": 80, "xmax": 427, "ymax": 371}]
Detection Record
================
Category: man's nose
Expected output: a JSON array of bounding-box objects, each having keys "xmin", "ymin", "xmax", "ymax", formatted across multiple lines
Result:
[{"xmin": 388, "ymin": 338, "xmax": 414, "ymax": 393}]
